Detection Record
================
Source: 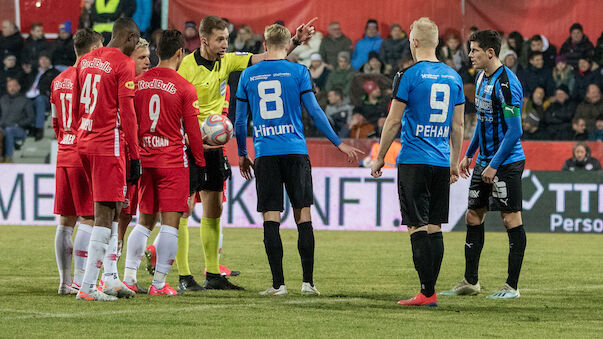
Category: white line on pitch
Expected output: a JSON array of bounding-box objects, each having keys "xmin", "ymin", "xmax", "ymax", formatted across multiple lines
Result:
[{"xmin": 521, "ymin": 285, "xmax": 603, "ymax": 292}]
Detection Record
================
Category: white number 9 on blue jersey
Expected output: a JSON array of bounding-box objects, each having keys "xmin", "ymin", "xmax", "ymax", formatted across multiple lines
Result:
[
  {"xmin": 429, "ymin": 83, "xmax": 450, "ymax": 123},
  {"xmin": 258, "ymin": 80, "xmax": 284, "ymax": 119}
]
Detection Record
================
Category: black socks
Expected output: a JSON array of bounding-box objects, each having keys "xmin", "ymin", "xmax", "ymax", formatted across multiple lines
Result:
[
  {"xmin": 506, "ymin": 225, "xmax": 526, "ymax": 290},
  {"xmin": 297, "ymin": 222, "xmax": 315, "ymax": 286},
  {"xmin": 464, "ymin": 223, "xmax": 485, "ymax": 285},
  {"xmin": 263, "ymin": 221, "xmax": 284, "ymax": 288},
  {"xmin": 429, "ymin": 232, "xmax": 444, "ymax": 287},
  {"xmin": 410, "ymin": 230, "xmax": 434, "ymax": 297}
]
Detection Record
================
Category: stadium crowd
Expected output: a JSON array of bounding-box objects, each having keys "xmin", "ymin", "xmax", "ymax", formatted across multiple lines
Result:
[{"xmin": 1, "ymin": 7, "xmax": 603, "ymax": 161}]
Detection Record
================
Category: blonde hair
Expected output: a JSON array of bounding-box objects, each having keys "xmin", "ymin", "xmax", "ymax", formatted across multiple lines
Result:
[
  {"xmin": 264, "ymin": 24, "xmax": 291, "ymax": 49},
  {"xmin": 409, "ymin": 17, "xmax": 438, "ymax": 48},
  {"xmin": 136, "ymin": 37, "xmax": 149, "ymax": 50}
]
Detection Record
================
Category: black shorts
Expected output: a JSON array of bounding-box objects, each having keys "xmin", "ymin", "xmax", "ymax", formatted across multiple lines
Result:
[
  {"xmin": 187, "ymin": 147, "xmax": 231, "ymax": 194},
  {"xmin": 468, "ymin": 160, "xmax": 524, "ymax": 212},
  {"xmin": 254, "ymin": 155, "xmax": 313, "ymax": 212},
  {"xmin": 397, "ymin": 164, "xmax": 450, "ymax": 227}
]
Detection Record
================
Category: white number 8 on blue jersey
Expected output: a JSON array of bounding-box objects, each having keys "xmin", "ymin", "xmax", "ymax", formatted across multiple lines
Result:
[{"xmin": 258, "ymin": 80, "xmax": 284, "ymax": 119}]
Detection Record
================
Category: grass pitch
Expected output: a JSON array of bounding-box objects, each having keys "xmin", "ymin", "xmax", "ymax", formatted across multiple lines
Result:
[{"xmin": 0, "ymin": 226, "xmax": 601, "ymax": 338}]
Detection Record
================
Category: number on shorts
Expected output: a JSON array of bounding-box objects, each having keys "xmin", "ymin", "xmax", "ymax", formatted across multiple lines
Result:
[
  {"xmin": 258, "ymin": 80, "xmax": 284, "ymax": 119},
  {"xmin": 429, "ymin": 83, "xmax": 450, "ymax": 123},
  {"xmin": 149, "ymin": 94, "xmax": 160, "ymax": 132}
]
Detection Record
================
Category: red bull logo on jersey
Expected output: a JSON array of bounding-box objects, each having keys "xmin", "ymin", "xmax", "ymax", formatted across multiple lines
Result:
[
  {"xmin": 137, "ymin": 79, "xmax": 177, "ymax": 94},
  {"xmin": 53, "ymin": 79, "xmax": 73, "ymax": 90},
  {"xmin": 253, "ymin": 123, "xmax": 295, "ymax": 138},
  {"xmin": 80, "ymin": 58, "xmax": 112, "ymax": 73}
]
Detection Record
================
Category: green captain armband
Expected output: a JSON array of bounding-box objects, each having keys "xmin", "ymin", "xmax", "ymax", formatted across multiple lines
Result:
[{"xmin": 502, "ymin": 104, "xmax": 520, "ymax": 118}]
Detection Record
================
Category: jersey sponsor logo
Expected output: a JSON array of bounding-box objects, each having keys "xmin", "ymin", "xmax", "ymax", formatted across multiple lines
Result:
[
  {"xmin": 79, "ymin": 118, "xmax": 93, "ymax": 131},
  {"xmin": 415, "ymin": 124, "xmax": 449, "ymax": 138},
  {"xmin": 142, "ymin": 135, "xmax": 170, "ymax": 147},
  {"xmin": 250, "ymin": 74, "xmax": 271, "ymax": 81},
  {"xmin": 80, "ymin": 58, "xmax": 112, "ymax": 73},
  {"xmin": 193, "ymin": 100, "xmax": 199, "ymax": 109},
  {"xmin": 136, "ymin": 79, "xmax": 176, "ymax": 94},
  {"xmin": 125, "ymin": 81, "xmax": 135, "ymax": 90},
  {"xmin": 421, "ymin": 73, "xmax": 439, "ymax": 79},
  {"xmin": 220, "ymin": 80, "xmax": 227, "ymax": 96},
  {"xmin": 477, "ymin": 114, "xmax": 494, "ymax": 122},
  {"xmin": 475, "ymin": 95, "xmax": 492, "ymax": 113},
  {"xmin": 53, "ymin": 78, "xmax": 74, "ymax": 90},
  {"xmin": 60, "ymin": 134, "xmax": 76, "ymax": 145},
  {"xmin": 253, "ymin": 123, "xmax": 295, "ymax": 138}
]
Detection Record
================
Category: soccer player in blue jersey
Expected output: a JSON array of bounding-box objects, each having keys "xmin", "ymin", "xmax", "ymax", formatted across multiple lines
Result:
[
  {"xmin": 235, "ymin": 24, "xmax": 362, "ymax": 296},
  {"xmin": 440, "ymin": 30, "xmax": 526, "ymax": 299},
  {"xmin": 371, "ymin": 17, "xmax": 465, "ymax": 307}
]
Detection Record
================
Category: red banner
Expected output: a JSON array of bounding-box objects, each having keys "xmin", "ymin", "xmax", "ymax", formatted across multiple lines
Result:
[
  {"xmin": 225, "ymin": 139, "xmax": 603, "ymax": 171},
  {"xmin": 169, "ymin": 0, "xmax": 603, "ymax": 48}
]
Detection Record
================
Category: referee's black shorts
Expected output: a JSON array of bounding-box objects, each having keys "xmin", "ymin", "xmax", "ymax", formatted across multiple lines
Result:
[
  {"xmin": 397, "ymin": 164, "xmax": 450, "ymax": 227},
  {"xmin": 187, "ymin": 147, "xmax": 231, "ymax": 194},
  {"xmin": 254, "ymin": 154, "xmax": 314, "ymax": 212}
]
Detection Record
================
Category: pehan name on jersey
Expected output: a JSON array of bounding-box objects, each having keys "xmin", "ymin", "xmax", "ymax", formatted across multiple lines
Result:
[
  {"xmin": 80, "ymin": 58, "xmax": 112, "ymax": 73},
  {"xmin": 137, "ymin": 79, "xmax": 177, "ymax": 94},
  {"xmin": 415, "ymin": 124, "xmax": 449, "ymax": 138}
]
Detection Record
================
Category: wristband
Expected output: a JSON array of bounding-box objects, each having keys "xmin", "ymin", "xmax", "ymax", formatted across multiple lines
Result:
[{"xmin": 292, "ymin": 37, "xmax": 302, "ymax": 46}]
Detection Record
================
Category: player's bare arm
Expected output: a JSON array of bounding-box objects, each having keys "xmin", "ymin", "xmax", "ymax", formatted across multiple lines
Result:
[
  {"xmin": 239, "ymin": 155, "xmax": 254, "ymax": 180},
  {"xmin": 450, "ymin": 103, "xmax": 465, "ymax": 184},
  {"xmin": 370, "ymin": 99, "xmax": 404, "ymax": 178},
  {"xmin": 250, "ymin": 17, "xmax": 317, "ymax": 65}
]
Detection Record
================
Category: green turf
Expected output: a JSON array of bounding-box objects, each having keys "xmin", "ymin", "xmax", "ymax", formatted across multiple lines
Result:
[{"xmin": 0, "ymin": 226, "xmax": 601, "ymax": 338}]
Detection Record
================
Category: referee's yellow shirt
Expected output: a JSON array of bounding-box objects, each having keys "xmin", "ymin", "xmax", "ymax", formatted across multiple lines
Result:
[{"xmin": 178, "ymin": 49, "xmax": 252, "ymax": 123}]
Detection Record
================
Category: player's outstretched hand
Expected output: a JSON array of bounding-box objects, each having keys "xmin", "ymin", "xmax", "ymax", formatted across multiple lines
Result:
[
  {"xmin": 239, "ymin": 155, "xmax": 254, "ymax": 180},
  {"xmin": 337, "ymin": 143, "xmax": 363, "ymax": 163},
  {"xmin": 450, "ymin": 165, "xmax": 460, "ymax": 184},
  {"xmin": 459, "ymin": 156, "xmax": 472, "ymax": 179},
  {"xmin": 128, "ymin": 159, "xmax": 141, "ymax": 183},
  {"xmin": 370, "ymin": 158, "xmax": 385, "ymax": 178},
  {"xmin": 295, "ymin": 17, "xmax": 318, "ymax": 43}
]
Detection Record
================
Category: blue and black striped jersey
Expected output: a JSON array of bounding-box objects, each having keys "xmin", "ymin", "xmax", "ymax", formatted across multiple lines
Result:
[{"xmin": 468, "ymin": 66, "xmax": 525, "ymax": 168}]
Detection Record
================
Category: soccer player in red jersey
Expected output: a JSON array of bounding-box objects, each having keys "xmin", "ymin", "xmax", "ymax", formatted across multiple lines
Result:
[
  {"xmin": 123, "ymin": 29, "xmax": 206, "ymax": 295},
  {"xmin": 116, "ymin": 38, "xmax": 152, "ymax": 266},
  {"xmin": 51, "ymin": 28, "xmax": 104, "ymax": 295},
  {"xmin": 75, "ymin": 18, "xmax": 141, "ymax": 301}
]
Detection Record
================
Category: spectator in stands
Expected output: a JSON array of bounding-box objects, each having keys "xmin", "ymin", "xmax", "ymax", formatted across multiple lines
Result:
[
  {"xmin": 359, "ymin": 51, "xmax": 390, "ymax": 76},
  {"xmin": 79, "ymin": 0, "xmax": 94, "ymax": 29},
  {"xmin": 543, "ymin": 85, "xmax": 576, "ymax": 138},
  {"xmin": 131, "ymin": 38, "xmax": 150, "ymax": 76},
  {"xmin": 348, "ymin": 113, "xmax": 374, "ymax": 139},
  {"xmin": 21, "ymin": 23, "xmax": 51, "ymax": 67},
  {"xmin": 392, "ymin": 52, "xmax": 414, "ymax": 75},
  {"xmin": 595, "ymin": 32, "xmax": 603, "ymax": 68},
  {"xmin": 560, "ymin": 23, "xmax": 595, "ymax": 68},
  {"xmin": 0, "ymin": 21, "xmax": 24, "ymax": 63},
  {"xmin": 309, "ymin": 53, "xmax": 329, "ymax": 91},
  {"xmin": 560, "ymin": 116, "xmax": 589, "ymax": 141},
  {"xmin": 507, "ymin": 31, "xmax": 528, "ymax": 68},
  {"xmin": 518, "ymin": 51, "xmax": 556, "ymax": 98},
  {"xmin": 52, "ymin": 21, "xmax": 76, "ymax": 72},
  {"xmin": 501, "ymin": 50, "xmax": 521, "ymax": 75},
  {"xmin": 521, "ymin": 111, "xmax": 549, "ymax": 140},
  {"xmin": 319, "ymin": 22, "xmax": 353, "ymax": 70},
  {"xmin": 552, "ymin": 55, "xmax": 576, "ymax": 96},
  {"xmin": 351, "ymin": 19, "xmax": 383, "ymax": 70},
  {"xmin": 292, "ymin": 30, "xmax": 322, "ymax": 67},
  {"xmin": 562, "ymin": 142, "xmax": 601, "ymax": 171},
  {"xmin": 354, "ymin": 80, "xmax": 388, "ymax": 135},
  {"xmin": 523, "ymin": 87, "xmax": 549, "ymax": 123},
  {"xmin": 183, "ymin": 21, "xmax": 200, "ymax": 54},
  {"xmin": 23, "ymin": 53, "xmax": 59, "ymax": 140},
  {"xmin": 589, "ymin": 114, "xmax": 603, "ymax": 141},
  {"xmin": 0, "ymin": 55, "xmax": 23, "ymax": 97},
  {"xmin": 325, "ymin": 51, "xmax": 355, "ymax": 97},
  {"xmin": 325, "ymin": 88, "xmax": 354, "ymax": 137},
  {"xmin": 529, "ymin": 35, "xmax": 557, "ymax": 69},
  {"xmin": 439, "ymin": 29, "xmax": 468, "ymax": 72},
  {"xmin": 133, "ymin": 0, "xmax": 152, "ymax": 37},
  {"xmin": 0, "ymin": 78, "xmax": 34, "ymax": 162},
  {"xmin": 575, "ymin": 84, "xmax": 603, "ymax": 128},
  {"xmin": 379, "ymin": 24, "xmax": 409, "ymax": 69},
  {"xmin": 91, "ymin": 0, "xmax": 137, "ymax": 43},
  {"xmin": 574, "ymin": 57, "xmax": 601, "ymax": 100},
  {"xmin": 230, "ymin": 24, "xmax": 263, "ymax": 54}
]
